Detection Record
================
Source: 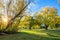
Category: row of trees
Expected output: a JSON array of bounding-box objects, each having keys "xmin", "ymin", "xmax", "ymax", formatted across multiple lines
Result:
[
  {"xmin": 19, "ymin": 7, "xmax": 60, "ymax": 30},
  {"xmin": 0, "ymin": 6, "xmax": 60, "ymax": 34}
]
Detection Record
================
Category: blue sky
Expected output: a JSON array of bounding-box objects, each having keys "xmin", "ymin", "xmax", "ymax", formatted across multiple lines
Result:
[{"xmin": 28, "ymin": 0, "xmax": 60, "ymax": 16}]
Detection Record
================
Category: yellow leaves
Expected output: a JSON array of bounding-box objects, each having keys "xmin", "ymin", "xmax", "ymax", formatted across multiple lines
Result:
[
  {"xmin": 24, "ymin": 16, "xmax": 31, "ymax": 21},
  {"xmin": 44, "ymin": 7, "xmax": 49, "ymax": 12},
  {"xmin": 40, "ymin": 7, "xmax": 58, "ymax": 18},
  {"xmin": 50, "ymin": 8, "xmax": 57, "ymax": 14},
  {"xmin": 54, "ymin": 16, "xmax": 60, "ymax": 23},
  {"xmin": 19, "ymin": 16, "xmax": 32, "ymax": 28},
  {"xmin": 41, "ymin": 7, "xmax": 58, "ymax": 15},
  {"xmin": 37, "ymin": 7, "xmax": 58, "ymax": 25}
]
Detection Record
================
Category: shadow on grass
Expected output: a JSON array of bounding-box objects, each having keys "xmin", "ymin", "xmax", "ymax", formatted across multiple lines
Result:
[
  {"xmin": 41, "ymin": 30, "xmax": 60, "ymax": 36},
  {"xmin": 47, "ymin": 33, "xmax": 60, "ymax": 37},
  {"xmin": 0, "ymin": 32, "xmax": 60, "ymax": 40}
]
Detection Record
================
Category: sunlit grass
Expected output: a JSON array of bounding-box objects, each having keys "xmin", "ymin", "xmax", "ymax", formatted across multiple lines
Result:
[{"xmin": 20, "ymin": 30, "xmax": 48, "ymax": 36}]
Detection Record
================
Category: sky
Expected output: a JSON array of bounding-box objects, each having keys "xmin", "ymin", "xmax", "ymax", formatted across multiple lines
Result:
[{"xmin": 28, "ymin": 0, "xmax": 60, "ymax": 16}]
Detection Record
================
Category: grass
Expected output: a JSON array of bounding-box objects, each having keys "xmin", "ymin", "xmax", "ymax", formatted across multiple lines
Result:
[{"xmin": 0, "ymin": 29, "xmax": 60, "ymax": 40}]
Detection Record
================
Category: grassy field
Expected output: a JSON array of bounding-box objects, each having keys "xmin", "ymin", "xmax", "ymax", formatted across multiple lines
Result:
[{"xmin": 0, "ymin": 29, "xmax": 60, "ymax": 40}]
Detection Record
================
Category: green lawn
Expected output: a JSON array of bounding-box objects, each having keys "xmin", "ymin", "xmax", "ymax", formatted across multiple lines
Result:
[{"xmin": 0, "ymin": 29, "xmax": 60, "ymax": 40}]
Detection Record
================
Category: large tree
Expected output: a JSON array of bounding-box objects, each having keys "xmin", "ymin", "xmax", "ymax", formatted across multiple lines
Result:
[
  {"xmin": 35, "ymin": 7, "xmax": 58, "ymax": 30},
  {"xmin": 0, "ymin": 0, "xmax": 34, "ymax": 34}
]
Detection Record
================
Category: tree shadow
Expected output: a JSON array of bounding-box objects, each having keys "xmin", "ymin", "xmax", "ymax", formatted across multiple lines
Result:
[
  {"xmin": 41, "ymin": 30, "xmax": 60, "ymax": 38},
  {"xmin": 47, "ymin": 33, "xmax": 60, "ymax": 37}
]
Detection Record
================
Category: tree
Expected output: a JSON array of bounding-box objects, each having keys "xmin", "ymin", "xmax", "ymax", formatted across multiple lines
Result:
[
  {"xmin": 34, "ymin": 12, "xmax": 42, "ymax": 29},
  {"xmin": 37, "ymin": 7, "xmax": 58, "ymax": 30},
  {"xmin": 5, "ymin": 0, "xmax": 34, "ymax": 31},
  {"xmin": 0, "ymin": 0, "xmax": 28, "ymax": 34},
  {"xmin": 20, "ymin": 16, "xmax": 31, "ymax": 29},
  {"xmin": 29, "ymin": 17, "xmax": 34, "ymax": 30}
]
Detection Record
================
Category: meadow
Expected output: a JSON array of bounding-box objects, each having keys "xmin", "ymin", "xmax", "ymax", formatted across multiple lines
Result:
[{"xmin": 0, "ymin": 29, "xmax": 60, "ymax": 40}]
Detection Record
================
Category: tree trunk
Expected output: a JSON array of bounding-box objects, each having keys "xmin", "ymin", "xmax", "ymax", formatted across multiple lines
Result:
[
  {"xmin": 45, "ymin": 25, "xmax": 48, "ymax": 30},
  {"xmin": 29, "ymin": 24, "xmax": 32, "ymax": 30}
]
